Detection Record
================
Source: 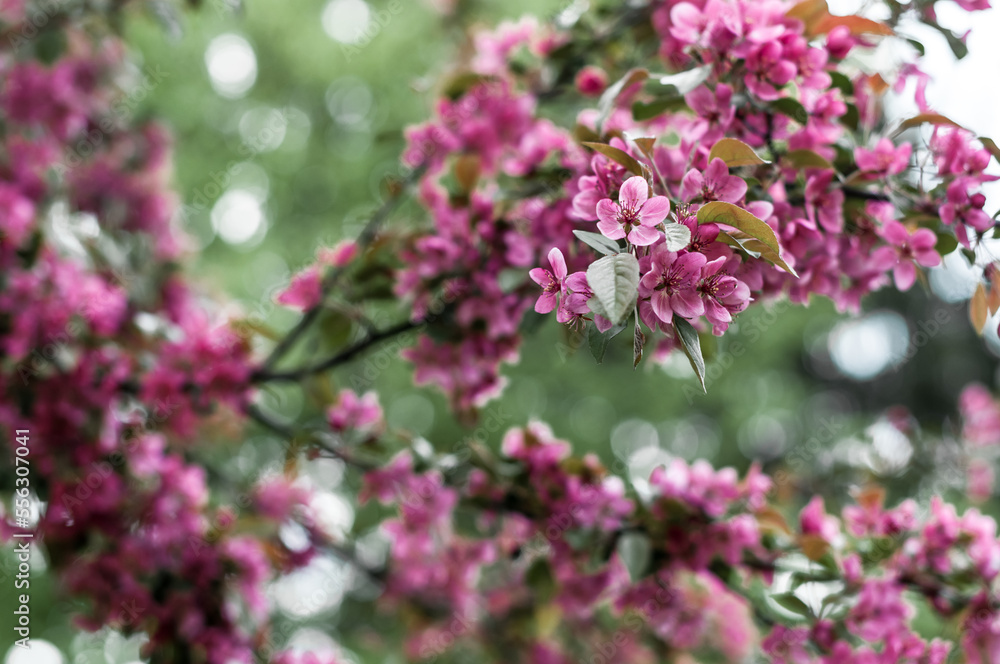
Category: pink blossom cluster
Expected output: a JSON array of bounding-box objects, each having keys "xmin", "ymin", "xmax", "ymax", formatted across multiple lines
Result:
[
  {"xmin": 361, "ymin": 409, "xmax": 1000, "ymax": 662},
  {"xmin": 356, "ymin": 0, "xmax": 1000, "ymax": 409},
  {"xmin": 0, "ymin": 15, "xmax": 325, "ymax": 664},
  {"xmin": 365, "ymin": 422, "xmax": 772, "ymax": 660},
  {"xmin": 761, "ymin": 489, "xmax": 1000, "ymax": 663},
  {"xmin": 958, "ymin": 383, "xmax": 1000, "ymax": 501},
  {"xmin": 392, "ymin": 82, "xmax": 584, "ymax": 409}
]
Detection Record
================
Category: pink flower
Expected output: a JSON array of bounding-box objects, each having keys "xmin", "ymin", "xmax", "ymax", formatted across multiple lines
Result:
[
  {"xmin": 744, "ymin": 42, "xmax": 797, "ymax": 101},
  {"xmin": 685, "ymin": 84, "xmax": 735, "ymax": 143},
  {"xmin": 574, "ymin": 65, "xmax": 608, "ymax": 97},
  {"xmin": 940, "ymin": 177, "xmax": 992, "ymax": 247},
  {"xmin": 697, "ymin": 256, "xmax": 750, "ymax": 335},
  {"xmin": 963, "ymin": 593, "xmax": 1000, "ymax": 664},
  {"xmin": 276, "ymin": 266, "xmax": 323, "ymax": 310},
  {"xmin": 680, "ymin": 158, "xmax": 747, "ymax": 204},
  {"xmin": 804, "ymin": 171, "xmax": 845, "ymax": 233},
  {"xmin": 0, "ymin": 184, "xmax": 35, "ymax": 250},
  {"xmin": 930, "ymin": 127, "xmax": 995, "ymax": 177},
  {"xmin": 529, "ymin": 247, "xmax": 569, "ymax": 314},
  {"xmin": 960, "ymin": 383, "xmax": 1000, "ymax": 447},
  {"xmin": 596, "ymin": 176, "xmax": 670, "ymax": 246},
  {"xmin": 855, "ymin": 138, "xmax": 912, "ymax": 176},
  {"xmin": 799, "ymin": 496, "xmax": 840, "ymax": 543},
  {"xmin": 317, "ymin": 239, "xmax": 358, "ymax": 266},
  {"xmin": 276, "ymin": 242, "xmax": 360, "ymax": 311},
  {"xmin": 327, "ymin": 389, "xmax": 384, "ymax": 435},
  {"xmin": 639, "ymin": 246, "xmax": 706, "ymax": 325},
  {"xmin": 955, "ymin": 0, "xmax": 991, "ymax": 11},
  {"xmin": 878, "ymin": 220, "xmax": 941, "ymax": 291},
  {"xmin": 846, "ymin": 579, "xmax": 911, "ymax": 642}
]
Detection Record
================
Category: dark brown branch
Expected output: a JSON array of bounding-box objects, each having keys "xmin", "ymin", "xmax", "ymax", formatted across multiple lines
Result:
[
  {"xmin": 257, "ymin": 162, "xmax": 428, "ymax": 374},
  {"xmin": 251, "ymin": 318, "xmax": 420, "ymax": 384}
]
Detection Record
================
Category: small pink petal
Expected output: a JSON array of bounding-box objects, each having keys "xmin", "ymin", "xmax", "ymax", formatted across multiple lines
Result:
[
  {"xmin": 596, "ymin": 198, "xmax": 620, "ymax": 225},
  {"xmin": 651, "ymin": 290, "xmax": 673, "ymax": 323},
  {"xmin": 893, "ymin": 261, "xmax": 917, "ymax": 291},
  {"xmin": 535, "ymin": 291, "xmax": 558, "ymax": 314},
  {"xmin": 529, "ymin": 267, "xmax": 552, "ymax": 287},
  {"xmin": 619, "ymin": 176, "xmax": 649, "ymax": 209},
  {"xmin": 672, "ymin": 289, "xmax": 705, "ymax": 318},
  {"xmin": 628, "ymin": 224, "xmax": 661, "ymax": 246},
  {"xmin": 638, "ymin": 196, "xmax": 671, "ymax": 226},
  {"xmin": 547, "ymin": 247, "xmax": 567, "ymax": 280},
  {"xmin": 598, "ymin": 218, "xmax": 627, "ymax": 240}
]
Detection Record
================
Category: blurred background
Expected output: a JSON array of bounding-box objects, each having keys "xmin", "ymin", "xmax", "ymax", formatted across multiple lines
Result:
[{"xmin": 5, "ymin": 0, "xmax": 1000, "ymax": 661}]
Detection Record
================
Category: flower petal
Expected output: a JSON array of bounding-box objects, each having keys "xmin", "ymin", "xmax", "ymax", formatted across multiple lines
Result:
[
  {"xmin": 628, "ymin": 224, "xmax": 661, "ymax": 246},
  {"xmin": 651, "ymin": 290, "xmax": 674, "ymax": 323},
  {"xmin": 596, "ymin": 198, "xmax": 620, "ymax": 225},
  {"xmin": 547, "ymin": 247, "xmax": 567, "ymax": 281},
  {"xmin": 672, "ymin": 289, "xmax": 705, "ymax": 318},
  {"xmin": 529, "ymin": 268, "xmax": 553, "ymax": 288},
  {"xmin": 619, "ymin": 176, "xmax": 649, "ymax": 209},
  {"xmin": 893, "ymin": 261, "xmax": 917, "ymax": 291},
  {"xmin": 597, "ymin": 218, "xmax": 627, "ymax": 240},
  {"xmin": 638, "ymin": 196, "xmax": 671, "ymax": 226},
  {"xmin": 535, "ymin": 291, "xmax": 558, "ymax": 314}
]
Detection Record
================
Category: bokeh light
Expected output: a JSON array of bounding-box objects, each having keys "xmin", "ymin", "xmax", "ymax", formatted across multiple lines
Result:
[
  {"xmin": 321, "ymin": 0, "xmax": 372, "ymax": 44},
  {"xmin": 205, "ymin": 34, "xmax": 257, "ymax": 98},
  {"xmin": 211, "ymin": 189, "xmax": 268, "ymax": 247},
  {"xmin": 828, "ymin": 311, "xmax": 910, "ymax": 380}
]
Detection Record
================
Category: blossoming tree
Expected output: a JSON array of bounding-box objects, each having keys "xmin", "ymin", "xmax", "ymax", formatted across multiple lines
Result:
[{"xmin": 4, "ymin": 0, "xmax": 1000, "ymax": 662}]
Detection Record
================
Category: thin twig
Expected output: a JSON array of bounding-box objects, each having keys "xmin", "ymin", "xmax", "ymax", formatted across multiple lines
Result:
[
  {"xmin": 258, "ymin": 162, "xmax": 428, "ymax": 373},
  {"xmin": 245, "ymin": 403, "xmax": 295, "ymax": 439},
  {"xmin": 252, "ymin": 319, "xmax": 420, "ymax": 383}
]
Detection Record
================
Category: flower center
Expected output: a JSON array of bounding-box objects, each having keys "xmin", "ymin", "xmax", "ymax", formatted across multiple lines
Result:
[{"xmin": 618, "ymin": 205, "xmax": 640, "ymax": 228}]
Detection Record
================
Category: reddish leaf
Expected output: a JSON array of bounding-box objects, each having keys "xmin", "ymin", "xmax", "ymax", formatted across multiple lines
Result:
[{"xmin": 971, "ymin": 283, "xmax": 989, "ymax": 334}]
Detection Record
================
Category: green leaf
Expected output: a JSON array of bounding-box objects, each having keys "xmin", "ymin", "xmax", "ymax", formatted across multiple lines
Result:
[
  {"xmin": 697, "ymin": 201, "xmax": 780, "ymax": 254},
  {"xmin": 935, "ymin": 232, "xmax": 958, "ymax": 257},
  {"xmin": 924, "ymin": 19, "xmax": 969, "ymax": 59},
  {"xmin": 616, "ymin": 532, "xmax": 652, "ymax": 582},
  {"xmin": 597, "ymin": 68, "xmax": 649, "ymax": 132},
  {"xmin": 655, "ymin": 65, "xmax": 713, "ymax": 96},
  {"xmin": 828, "ymin": 70, "xmax": 854, "ymax": 96},
  {"xmin": 770, "ymin": 98, "xmax": 808, "ymax": 124},
  {"xmin": 721, "ymin": 229, "xmax": 798, "ymax": 276},
  {"xmin": 632, "ymin": 137, "xmax": 657, "ymax": 160},
  {"xmin": 586, "ymin": 253, "xmax": 640, "ymax": 325},
  {"xmin": 841, "ymin": 103, "xmax": 859, "ymax": 131},
  {"xmin": 581, "ymin": 142, "xmax": 643, "ymax": 176},
  {"xmin": 708, "ymin": 138, "xmax": 770, "ymax": 167},
  {"xmin": 673, "ymin": 316, "xmax": 706, "ymax": 393},
  {"xmin": 894, "ymin": 112, "xmax": 962, "ymax": 136},
  {"xmin": 628, "ymin": 66, "xmax": 711, "ymax": 122},
  {"xmin": 631, "ymin": 96, "xmax": 689, "ymax": 121},
  {"xmin": 35, "ymin": 30, "xmax": 67, "ymax": 64},
  {"xmin": 633, "ymin": 320, "xmax": 645, "ymax": 369},
  {"xmin": 662, "ymin": 222, "xmax": 692, "ymax": 252},
  {"xmin": 443, "ymin": 72, "xmax": 492, "ymax": 100},
  {"xmin": 906, "ymin": 38, "xmax": 925, "ymax": 57},
  {"xmin": 525, "ymin": 559, "xmax": 556, "ymax": 603},
  {"xmin": 772, "ymin": 592, "xmax": 813, "ymax": 618},
  {"xmin": 588, "ymin": 318, "xmax": 629, "ymax": 364},
  {"xmin": 784, "ymin": 149, "xmax": 833, "ymax": 170},
  {"xmin": 979, "ymin": 137, "xmax": 1000, "ymax": 164},
  {"xmin": 573, "ymin": 230, "xmax": 621, "ymax": 256},
  {"xmin": 717, "ymin": 230, "xmax": 761, "ymax": 258}
]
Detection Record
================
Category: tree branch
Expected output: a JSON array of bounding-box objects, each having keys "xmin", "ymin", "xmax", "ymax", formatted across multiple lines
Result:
[
  {"xmin": 251, "ymin": 318, "xmax": 420, "ymax": 384},
  {"xmin": 258, "ymin": 162, "xmax": 428, "ymax": 374}
]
